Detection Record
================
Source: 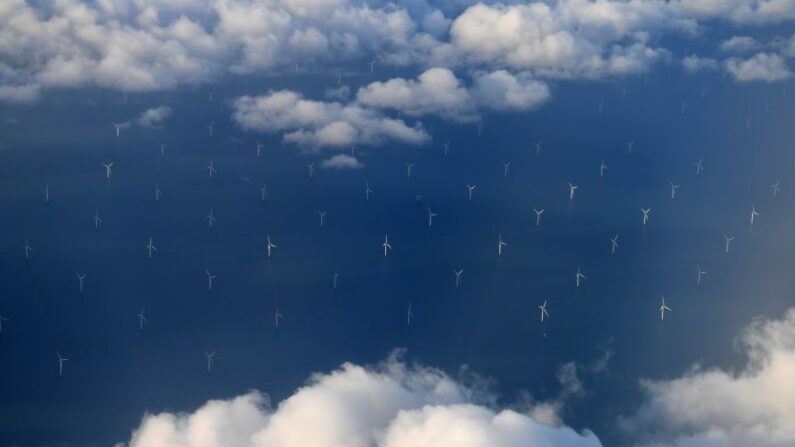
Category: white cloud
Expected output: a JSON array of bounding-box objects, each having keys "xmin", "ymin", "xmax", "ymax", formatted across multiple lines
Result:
[
  {"xmin": 231, "ymin": 90, "xmax": 429, "ymax": 150},
  {"xmin": 624, "ymin": 307, "xmax": 795, "ymax": 447},
  {"xmin": 681, "ymin": 54, "xmax": 720, "ymax": 73},
  {"xmin": 719, "ymin": 36, "xmax": 759, "ymax": 53},
  {"xmin": 136, "ymin": 105, "xmax": 171, "ymax": 127},
  {"xmin": 321, "ymin": 153, "xmax": 364, "ymax": 169},
  {"xmin": 356, "ymin": 67, "xmax": 477, "ymax": 122},
  {"xmin": 121, "ymin": 353, "xmax": 603, "ymax": 447},
  {"xmin": 725, "ymin": 52, "xmax": 792, "ymax": 82},
  {"xmin": 356, "ymin": 68, "xmax": 550, "ymax": 123},
  {"xmin": 471, "ymin": 70, "xmax": 551, "ymax": 112}
]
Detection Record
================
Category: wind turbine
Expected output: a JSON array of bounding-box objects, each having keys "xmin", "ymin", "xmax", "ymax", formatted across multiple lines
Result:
[
  {"xmin": 669, "ymin": 181, "xmax": 680, "ymax": 199},
  {"xmin": 681, "ymin": 102, "xmax": 688, "ymax": 115},
  {"xmin": 274, "ymin": 305, "xmax": 284, "ymax": 328},
  {"xmin": 575, "ymin": 265, "xmax": 586, "ymax": 287},
  {"xmin": 503, "ymin": 162, "xmax": 511, "ymax": 177},
  {"xmin": 534, "ymin": 209, "xmax": 544, "ymax": 227},
  {"xmin": 600, "ymin": 159, "xmax": 607, "ymax": 177},
  {"xmin": 24, "ymin": 239, "xmax": 33, "ymax": 260},
  {"xmin": 0, "ymin": 314, "xmax": 8, "ymax": 333},
  {"xmin": 155, "ymin": 183, "xmax": 163, "ymax": 202},
  {"xmin": 159, "ymin": 143, "xmax": 166, "ymax": 157},
  {"xmin": 146, "ymin": 236, "xmax": 157, "ymax": 258},
  {"xmin": 138, "ymin": 307, "xmax": 148, "ymax": 330},
  {"xmin": 56, "ymin": 351, "xmax": 69, "ymax": 376},
  {"xmin": 307, "ymin": 162, "xmax": 315, "ymax": 178},
  {"xmin": 337, "ymin": 71, "xmax": 342, "ymax": 86},
  {"xmin": 365, "ymin": 182, "xmax": 374, "ymax": 201},
  {"xmin": 383, "ymin": 234, "xmax": 392, "ymax": 257},
  {"xmin": 694, "ymin": 158, "xmax": 703, "ymax": 176},
  {"xmin": 641, "ymin": 208, "xmax": 651, "ymax": 225},
  {"xmin": 207, "ymin": 161, "xmax": 216, "ymax": 178},
  {"xmin": 627, "ymin": 140, "xmax": 634, "ymax": 155},
  {"xmin": 207, "ymin": 121, "xmax": 214, "ymax": 137},
  {"xmin": 256, "ymin": 141, "xmax": 264, "ymax": 158},
  {"xmin": 44, "ymin": 183, "xmax": 49, "ymax": 203},
  {"xmin": 697, "ymin": 264, "xmax": 707, "ymax": 286},
  {"xmin": 94, "ymin": 209, "xmax": 102, "ymax": 231},
  {"xmin": 332, "ymin": 273, "xmax": 339, "ymax": 290},
  {"xmin": 467, "ymin": 184, "xmax": 476, "ymax": 200},
  {"xmin": 260, "ymin": 185, "xmax": 268, "ymax": 202},
  {"xmin": 454, "ymin": 269, "xmax": 463, "ymax": 288},
  {"xmin": 750, "ymin": 205, "xmax": 759, "ymax": 225},
  {"xmin": 610, "ymin": 234, "xmax": 619, "ymax": 254},
  {"xmin": 102, "ymin": 162, "xmax": 114, "ymax": 179},
  {"xmin": 476, "ymin": 121, "xmax": 484, "ymax": 137},
  {"xmin": 112, "ymin": 122, "xmax": 122, "ymax": 137},
  {"xmin": 442, "ymin": 141, "xmax": 450, "ymax": 157},
  {"xmin": 205, "ymin": 269, "xmax": 217, "ymax": 292},
  {"xmin": 206, "ymin": 209, "xmax": 216, "ymax": 230},
  {"xmin": 427, "ymin": 208, "xmax": 437, "ymax": 227},
  {"xmin": 659, "ymin": 297, "xmax": 671, "ymax": 320},
  {"xmin": 405, "ymin": 162, "xmax": 415, "ymax": 178},
  {"xmin": 406, "ymin": 302, "xmax": 414, "ymax": 326},
  {"xmin": 535, "ymin": 141, "xmax": 543, "ymax": 156},
  {"xmin": 569, "ymin": 182, "xmax": 578, "ymax": 200},
  {"xmin": 318, "ymin": 210, "xmax": 327, "ymax": 229},
  {"xmin": 723, "ymin": 234, "xmax": 735, "ymax": 253},
  {"xmin": 367, "ymin": 60, "xmax": 375, "ymax": 73},
  {"xmin": 76, "ymin": 273, "xmax": 86, "ymax": 294},
  {"xmin": 597, "ymin": 101, "xmax": 604, "ymax": 116},
  {"xmin": 266, "ymin": 236, "xmax": 276, "ymax": 258},
  {"xmin": 497, "ymin": 234, "xmax": 507, "ymax": 256},
  {"xmin": 205, "ymin": 351, "xmax": 215, "ymax": 374},
  {"xmin": 771, "ymin": 180, "xmax": 781, "ymax": 198},
  {"xmin": 539, "ymin": 300, "xmax": 549, "ymax": 323}
]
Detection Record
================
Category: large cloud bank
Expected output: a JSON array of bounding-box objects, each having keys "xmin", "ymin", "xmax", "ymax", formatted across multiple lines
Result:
[
  {"xmin": 624, "ymin": 307, "xmax": 795, "ymax": 447},
  {"xmin": 2, "ymin": 0, "xmax": 795, "ymax": 104},
  {"xmin": 119, "ymin": 353, "xmax": 603, "ymax": 447}
]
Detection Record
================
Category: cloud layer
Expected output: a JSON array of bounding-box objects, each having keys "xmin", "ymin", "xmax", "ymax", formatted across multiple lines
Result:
[
  {"xmin": 2, "ymin": 0, "xmax": 794, "ymax": 104},
  {"xmin": 120, "ymin": 353, "xmax": 603, "ymax": 447}
]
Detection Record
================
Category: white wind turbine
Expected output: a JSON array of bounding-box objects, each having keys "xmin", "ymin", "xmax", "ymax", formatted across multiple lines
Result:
[
  {"xmin": 57, "ymin": 351, "xmax": 69, "ymax": 377},
  {"xmin": 538, "ymin": 300, "xmax": 549, "ymax": 323},
  {"xmin": 569, "ymin": 182, "xmax": 578, "ymax": 200},
  {"xmin": 723, "ymin": 234, "xmax": 735, "ymax": 253},
  {"xmin": 102, "ymin": 162, "xmax": 114, "ymax": 179},
  {"xmin": 205, "ymin": 269, "xmax": 217, "ymax": 292},
  {"xmin": 641, "ymin": 208, "xmax": 651, "ymax": 225},
  {"xmin": 266, "ymin": 236, "xmax": 276, "ymax": 258},
  {"xmin": 497, "ymin": 234, "xmax": 507, "ymax": 256},
  {"xmin": 405, "ymin": 162, "xmax": 415, "ymax": 178},
  {"xmin": 77, "ymin": 273, "xmax": 86, "ymax": 294},
  {"xmin": 659, "ymin": 297, "xmax": 672, "ymax": 321},
  {"xmin": 534, "ymin": 209, "xmax": 544, "ymax": 227},
  {"xmin": 138, "ymin": 307, "xmax": 148, "ymax": 330},
  {"xmin": 383, "ymin": 234, "xmax": 392, "ymax": 257},
  {"xmin": 610, "ymin": 234, "xmax": 619, "ymax": 254},
  {"xmin": 467, "ymin": 184, "xmax": 476, "ymax": 200},
  {"xmin": 454, "ymin": 269, "xmax": 463, "ymax": 288},
  {"xmin": 697, "ymin": 264, "xmax": 707, "ymax": 286},
  {"xmin": 427, "ymin": 208, "xmax": 437, "ymax": 227},
  {"xmin": 575, "ymin": 265, "xmax": 586, "ymax": 287},
  {"xmin": 274, "ymin": 305, "xmax": 284, "ymax": 328},
  {"xmin": 750, "ymin": 205, "xmax": 759, "ymax": 225},
  {"xmin": 669, "ymin": 181, "xmax": 680, "ymax": 199}
]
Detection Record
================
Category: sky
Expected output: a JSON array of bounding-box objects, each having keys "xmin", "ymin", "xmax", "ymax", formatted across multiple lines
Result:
[{"xmin": 1, "ymin": 1, "xmax": 795, "ymax": 447}]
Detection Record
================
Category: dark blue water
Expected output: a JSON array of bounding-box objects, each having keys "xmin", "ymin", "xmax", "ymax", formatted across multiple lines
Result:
[{"xmin": 0, "ymin": 71, "xmax": 793, "ymax": 446}]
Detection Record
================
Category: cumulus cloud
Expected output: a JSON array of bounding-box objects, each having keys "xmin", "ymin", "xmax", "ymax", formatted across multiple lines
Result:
[
  {"xmin": 231, "ymin": 90, "xmax": 429, "ymax": 150},
  {"xmin": 356, "ymin": 68, "xmax": 550, "ymax": 123},
  {"xmin": 624, "ymin": 307, "xmax": 795, "ymax": 447},
  {"xmin": 681, "ymin": 55, "xmax": 720, "ymax": 73},
  {"xmin": 356, "ymin": 67, "xmax": 477, "ymax": 122},
  {"xmin": 471, "ymin": 70, "xmax": 551, "ymax": 112},
  {"xmin": 719, "ymin": 36, "xmax": 760, "ymax": 53},
  {"xmin": 725, "ymin": 52, "xmax": 793, "ymax": 82},
  {"xmin": 136, "ymin": 106, "xmax": 172, "ymax": 127},
  {"xmin": 120, "ymin": 352, "xmax": 603, "ymax": 447},
  {"xmin": 321, "ymin": 153, "xmax": 364, "ymax": 169}
]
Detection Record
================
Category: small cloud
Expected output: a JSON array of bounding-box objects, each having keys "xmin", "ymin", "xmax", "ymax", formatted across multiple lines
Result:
[
  {"xmin": 320, "ymin": 153, "xmax": 364, "ymax": 170},
  {"xmin": 681, "ymin": 55, "xmax": 719, "ymax": 73},
  {"xmin": 719, "ymin": 36, "xmax": 759, "ymax": 53},
  {"xmin": 325, "ymin": 86, "xmax": 350, "ymax": 100},
  {"xmin": 725, "ymin": 52, "xmax": 792, "ymax": 82},
  {"xmin": 136, "ymin": 106, "xmax": 172, "ymax": 128},
  {"xmin": 0, "ymin": 84, "xmax": 41, "ymax": 104}
]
